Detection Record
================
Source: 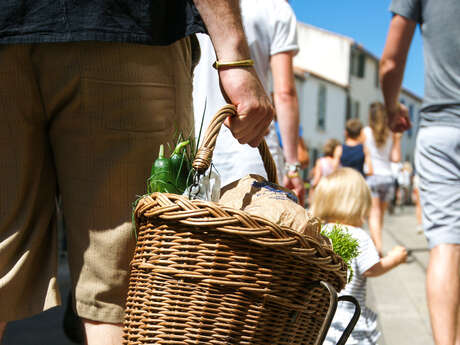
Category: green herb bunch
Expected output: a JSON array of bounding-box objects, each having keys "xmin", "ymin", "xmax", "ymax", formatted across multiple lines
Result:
[
  {"xmin": 321, "ymin": 224, "xmax": 360, "ymax": 282},
  {"xmin": 131, "ymin": 106, "xmax": 208, "ymax": 241}
]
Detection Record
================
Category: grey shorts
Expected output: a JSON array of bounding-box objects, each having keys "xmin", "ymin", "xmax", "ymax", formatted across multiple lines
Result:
[
  {"xmin": 366, "ymin": 174, "xmax": 395, "ymax": 203},
  {"xmin": 415, "ymin": 126, "xmax": 460, "ymax": 249}
]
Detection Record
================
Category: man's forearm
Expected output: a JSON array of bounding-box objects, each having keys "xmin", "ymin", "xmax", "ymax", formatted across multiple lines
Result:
[
  {"xmin": 380, "ymin": 15, "xmax": 416, "ymax": 112},
  {"xmin": 193, "ymin": 0, "xmax": 275, "ymax": 148},
  {"xmin": 380, "ymin": 59, "xmax": 405, "ymax": 113},
  {"xmin": 271, "ymin": 52, "xmax": 300, "ymax": 164},
  {"xmin": 193, "ymin": 0, "xmax": 250, "ymax": 61},
  {"xmin": 274, "ymin": 92, "xmax": 299, "ymax": 163}
]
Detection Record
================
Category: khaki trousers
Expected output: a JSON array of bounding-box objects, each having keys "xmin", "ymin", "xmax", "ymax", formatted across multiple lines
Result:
[{"xmin": 0, "ymin": 39, "xmax": 194, "ymax": 322}]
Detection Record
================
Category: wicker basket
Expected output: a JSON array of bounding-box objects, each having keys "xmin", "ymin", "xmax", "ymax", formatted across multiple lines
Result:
[{"xmin": 123, "ymin": 105, "xmax": 360, "ymax": 345}]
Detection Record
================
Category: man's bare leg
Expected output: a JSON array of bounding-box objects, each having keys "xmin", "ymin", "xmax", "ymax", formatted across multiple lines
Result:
[
  {"xmin": 380, "ymin": 201, "xmax": 388, "ymax": 226},
  {"xmin": 456, "ymin": 306, "xmax": 460, "ymax": 345},
  {"xmin": 427, "ymin": 244, "xmax": 460, "ymax": 345},
  {"xmin": 0, "ymin": 321, "xmax": 6, "ymax": 342},
  {"xmin": 83, "ymin": 320, "xmax": 123, "ymax": 345}
]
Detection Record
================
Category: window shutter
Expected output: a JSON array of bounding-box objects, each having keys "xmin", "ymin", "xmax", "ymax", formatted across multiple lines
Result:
[
  {"xmin": 346, "ymin": 95, "xmax": 352, "ymax": 120},
  {"xmin": 358, "ymin": 53, "xmax": 365, "ymax": 78},
  {"xmin": 317, "ymin": 85, "xmax": 327, "ymax": 130}
]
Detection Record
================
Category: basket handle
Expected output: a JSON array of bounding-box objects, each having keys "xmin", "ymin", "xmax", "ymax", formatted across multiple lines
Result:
[
  {"xmin": 192, "ymin": 104, "xmax": 278, "ymax": 184},
  {"xmin": 313, "ymin": 281, "xmax": 361, "ymax": 345},
  {"xmin": 334, "ymin": 295, "xmax": 361, "ymax": 345}
]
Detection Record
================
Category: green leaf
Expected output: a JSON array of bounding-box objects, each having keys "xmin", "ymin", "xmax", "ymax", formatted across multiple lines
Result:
[{"xmin": 321, "ymin": 223, "xmax": 360, "ymax": 282}]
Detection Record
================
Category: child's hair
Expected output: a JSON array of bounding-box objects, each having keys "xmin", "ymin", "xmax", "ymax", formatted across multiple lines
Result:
[
  {"xmin": 311, "ymin": 167, "xmax": 371, "ymax": 227},
  {"xmin": 323, "ymin": 138, "xmax": 340, "ymax": 157},
  {"xmin": 369, "ymin": 102, "xmax": 390, "ymax": 147},
  {"xmin": 345, "ymin": 118, "xmax": 363, "ymax": 139}
]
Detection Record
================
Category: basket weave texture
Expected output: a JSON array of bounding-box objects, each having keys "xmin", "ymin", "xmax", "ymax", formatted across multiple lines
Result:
[{"xmin": 122, "ymin": 105, "xmax": 348, "ymax": 345}]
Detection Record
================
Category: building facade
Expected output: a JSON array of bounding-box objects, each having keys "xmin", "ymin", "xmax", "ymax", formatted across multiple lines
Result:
[
  {"xmin": 293, "ymin": 22, "xmax": 422, "ymax": 172},
  {"xmin": 294, "ymin": 67, "xmax": 347, "ymax": 171}
]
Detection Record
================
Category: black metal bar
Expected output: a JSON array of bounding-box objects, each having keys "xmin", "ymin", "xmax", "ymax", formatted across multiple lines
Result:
[
  {"xmin": 335, "ymin": 295, "xmax": 361, "ymax": 345},
  {"xmin": 308, "ymin": 281, "xmax": 361, "ymax": 345},
  {"xmin": 313, "ymin": 281, "xmax": 338, "ymax": 345}
]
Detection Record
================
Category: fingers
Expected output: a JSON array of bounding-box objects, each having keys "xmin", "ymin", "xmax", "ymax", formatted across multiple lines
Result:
[
  {"xmin": 390, "ymin": 245, "xmax": 408, "ymax": 263},
  {"xmin": 247, "ymin": 134, "xmax": 264, "ymax": 148},
  {"xmin": 388, "ymin": 104, "xmax": 412, "ymax": 132},
  {"xmin": 218, "ymin": 67, "xmax": 274, "ymax": 146},
  {"xmin": 247, "ymin": 114, "xmax": 273, "ymax": 147},
  {"xmin": 225, "ymin": 115, "xmax": 262, "ymax": 146},
  {"xmin": 297, "ymin": 189, "xmax": 305, "ymax": 206},
  {"xmin": 400, "ymin": 248, "xmax": 408, "ymax": 263},
  {"xmin": 296, "ymin": 185, "xmax": 306, "ymax": 206},
  {"xmin": 284, "ymin": 176, "xmax": 306, "ymax": 206},
  {"xmin": 226, "ymin": 103, "xmax": 274, "ymax": 147},
  {"xmin": 390, "ymin": 116, "xmax": 411, "ymax": 132}
]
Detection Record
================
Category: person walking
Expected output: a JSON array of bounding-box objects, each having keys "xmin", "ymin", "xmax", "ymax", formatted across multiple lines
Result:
[
  {"xmin": 193, "ymin": 0, "xmax": 305, "ymax": 205},
  {"xmin": 397, "ymin": 161, "xmax": 412, "ymax": 207},
  {"xmin": 311, "ymin": 168, "xmax": 408, "ymax": 345},
  {"xmin": 363, "ymin": 102, "xmax": 402, "ymax": 257},
  {"xmin": 412, "ymin": 172, "xmax": 423, "ymax": 234},
  {"xmin": 336, "ymin": 118, "xmax": 373, "ymax": 177},
  {"xmin": 311, "ymin": 139, "xmax": 341, "ymax": 188},
  {"xmin": 0, "ymin": 1, "xmax": 275, "ymax": 344},
  {"xmin": 380, "ymin": 1, "xmax": 460, "ymax": 344}
]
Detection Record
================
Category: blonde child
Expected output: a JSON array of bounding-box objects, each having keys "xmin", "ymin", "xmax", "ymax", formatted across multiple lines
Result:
[{"xmin": 311, "ymin": 168, "xmax": 407, "ymax": 345}]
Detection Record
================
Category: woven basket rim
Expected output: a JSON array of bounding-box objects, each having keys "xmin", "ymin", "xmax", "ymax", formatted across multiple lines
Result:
[{"xmin": 134, "ymin": 192, "xmax": 347, "ymax": 289}]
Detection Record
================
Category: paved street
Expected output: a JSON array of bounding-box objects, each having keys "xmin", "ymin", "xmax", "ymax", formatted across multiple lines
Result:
[
  {"xmin": 2, "ymin": 206, "xmax": 433, "ymax": 345},
  {"xmin": 368, "ymin": 206, "xmax": 434, "ymax": 345}
]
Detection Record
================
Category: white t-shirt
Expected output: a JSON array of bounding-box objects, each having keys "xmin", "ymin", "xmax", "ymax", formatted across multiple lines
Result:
[
  {"xmin": 363, "ymin": 126, "xmax": 393, "ymax": 176},
  {"xmin": 323, "ymin": 224, "xmax": 381, "ymax": 345},
  {"xmin": 193, "ymin": 0, "xmax": 298, "ymax": 186},
  {"xmin": 398, "ymin": 169, "xmax": 411, "ymax": 188},
  {"xmin": 391, "ymin": 161, "xmax": 402, "ymax": 179}
]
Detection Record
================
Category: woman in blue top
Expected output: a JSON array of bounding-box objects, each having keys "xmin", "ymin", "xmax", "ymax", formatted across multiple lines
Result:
[{"xmin": 336, "ymin": 118, "xmax": 373, "ymax": 176}]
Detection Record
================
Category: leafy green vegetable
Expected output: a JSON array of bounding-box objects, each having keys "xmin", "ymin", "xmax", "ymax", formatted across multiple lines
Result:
[
  {"xmin": 170, "ymin": 140, "xmax": 191, "ymax": 193},
  {"xmin": 321, "ymin": 223, "xmax": 360, "ymax": 282},
  {"xmin": 134, "ymin": 108, "xmax": 206, "ymax": 240},
  {"xmin": 148, "ymin": 144, "xmax": 181, "ymax": 194}
]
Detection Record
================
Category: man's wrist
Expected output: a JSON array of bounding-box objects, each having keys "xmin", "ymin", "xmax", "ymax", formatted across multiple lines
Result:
[
  {"xmin": 285, "ymin": 161, "xmax": 301, "ymax": 178},
  {"xmin": 387, "ymin": 102, "xmax": 400, "ymax": 115},
  {"xmin": 214, "ymin": 37, "xmax": 251, "ymax": 62}
]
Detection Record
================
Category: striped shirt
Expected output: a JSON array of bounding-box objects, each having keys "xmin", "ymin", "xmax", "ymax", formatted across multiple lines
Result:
[{"xmin": 323, "ymin": 224, "xmax": 381, "ymax": 345}]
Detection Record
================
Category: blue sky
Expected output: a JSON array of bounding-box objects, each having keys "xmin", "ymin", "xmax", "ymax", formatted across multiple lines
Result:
[{"xmin": 290, "ymin": 0, "xmax": 424, "ymax": 98}]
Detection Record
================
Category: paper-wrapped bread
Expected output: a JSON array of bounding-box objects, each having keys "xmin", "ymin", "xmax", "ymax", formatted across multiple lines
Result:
[{"xmin": 219, "ymin": 174, "xmax": 330, "ymax": 247}]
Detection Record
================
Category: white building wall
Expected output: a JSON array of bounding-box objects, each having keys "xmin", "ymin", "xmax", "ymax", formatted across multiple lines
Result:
[
  {"xmin": 296, "ymin": 74, "xmax": 347, "ymax": 169},
  {"xmin": 295, "ymin": 23, "xmax": 351, "ymax": 88},
  {"xmin": 349, "ymin": 54, "xmax": 383, "ymax": 123}
]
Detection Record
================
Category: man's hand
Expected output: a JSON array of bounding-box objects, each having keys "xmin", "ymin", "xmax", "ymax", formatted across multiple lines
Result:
[
  {"xmin": 219, "ymin": 67, "xmax": 275, "ymax": 147},
  {"xmin": 284, "ymin": 175, "xmax": 306, "ymax": 207},
  {"xmin": 193, "ymin": 0, "xmax": 274, "ymax": 147},
  {"xmin": 387, "ymin": 103, "xmax": 411, "ymax": 133}
]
